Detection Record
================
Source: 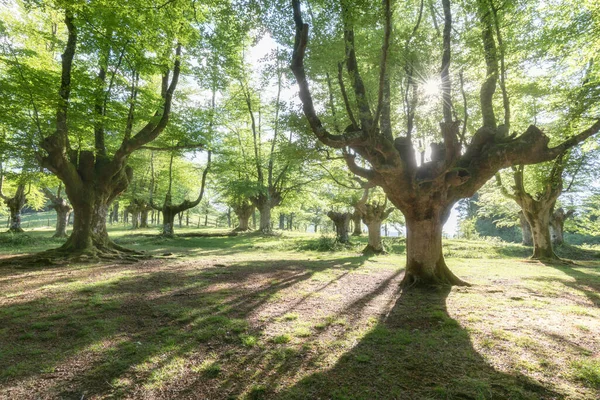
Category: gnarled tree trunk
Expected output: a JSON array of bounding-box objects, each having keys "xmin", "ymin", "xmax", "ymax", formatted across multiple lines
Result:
[
  {"xmin": 327, "ymin": 211, "xmax": 351, "ymax": 244},
  {"xmin": 403, "ymin": 208, "xmax": 465, "ymax": 287},
  {"xmin": 519, "ymin": 211, "xmax": 533, "ymax": 246},
  {"xmin": 233, "ymin": 201, "xmax": 254, "ymax": 232},
  {"xmin": 3, "ymin": 184, "xmax": 27, "ymax": 233},
  {"xmin": 361, "ymin": 202, "xmax": 393, "ymax": 255},
  {"xmin": 524, "ymin": 206, "xmax": 556, "ymax": 260},
  {"xmin": 550, "ymin": 208, "xmax": 574, "ymax": 246},
  {"xmin": 53, "ymin": 203, "xmax": 71, "ymax": 238}
]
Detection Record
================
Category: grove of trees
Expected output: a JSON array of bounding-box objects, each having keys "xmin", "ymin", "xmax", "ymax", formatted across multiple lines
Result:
[{"xmin": 1, "ymin": 0, "xmax": 599, "ymax": 286}]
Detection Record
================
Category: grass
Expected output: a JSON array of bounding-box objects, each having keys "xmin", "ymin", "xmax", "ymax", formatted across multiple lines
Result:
[{"xmin": 0, "ymin": 226, "xmax": 599, "ymax": 399}]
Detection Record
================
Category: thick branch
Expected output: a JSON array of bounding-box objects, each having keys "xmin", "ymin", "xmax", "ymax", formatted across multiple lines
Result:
[{"xmin": 290, "ymin": 0, "xmax": 365, "ymax": 148}]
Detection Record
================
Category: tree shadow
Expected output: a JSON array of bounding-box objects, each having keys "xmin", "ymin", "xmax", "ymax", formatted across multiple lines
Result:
[
  {"xmin": 0, "ymin": 255, "xmax": 368, "ymax": 399},
  {"xmin": 277, "ymin": 286, "xmax": 563, "ymax": 400}
]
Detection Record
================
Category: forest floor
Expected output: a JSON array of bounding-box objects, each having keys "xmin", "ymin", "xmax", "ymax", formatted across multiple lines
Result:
[{"xmin": 0, "ymin": 227, "xmax": 599, "ymax": 399}]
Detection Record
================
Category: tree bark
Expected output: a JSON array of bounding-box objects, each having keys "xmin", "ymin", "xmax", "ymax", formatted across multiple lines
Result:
[
  {"xmin": 162, "ymin": 209, "xmax": 176, "ymax": 237},
  {"xmin": 279, "ymin": 213, "xmax": 285, "ymax": 230},
  {"xmin": 112, "ymin": 202, "xmax": 119, "ymax": 223},
  {"xmin": 2, "ymin": 184, "xmax": 27, "ymax": 233},
  {"xmin": 233, "ymin": 202, "xmax": 254, "ymax": 232},
  {"xmin": 351, "ymin": 211, "xmax": 362, "ymax": 236},
  {"xmin": 54, "ymin": 205, "xmax": 70, "ymax": 238},
  {"xmin": 327, "ymin": 211, "xmax": 351, "ymax": 243},
  {"xmin": 550, "ymin": 208, "xmax": 574, "ymax": 246},
  {"xmin": 526, "ymin": 209, "xmax": 556, "ymax": 259},
  {"xmin": 519, "ymin": 211, "xmax": 533, "ymax": 246},
  {"xmin": 259, "ymin": 203, "xmax": 272, "ymax": 234},
  {"xmin": 59, "ymin": 191, "xmax": 114, "ymax": 254},
  {"xmin": 402, "ymin": 212, "xmax": 466, "ymax": 287},
  {"xmin": 361, "ymin": 202, "xmax": 393, "ymax": 255}
]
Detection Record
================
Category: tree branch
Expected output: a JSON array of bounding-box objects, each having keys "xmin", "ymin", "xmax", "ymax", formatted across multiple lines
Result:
[{"xmin": 290, "ymin": 0, "xmax": 364, "ymax": 148}]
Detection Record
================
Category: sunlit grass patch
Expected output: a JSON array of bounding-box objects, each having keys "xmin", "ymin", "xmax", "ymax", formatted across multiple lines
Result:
[{"xmin": 571, "ymin": 359, "xmax": 600, "ymax": 389}]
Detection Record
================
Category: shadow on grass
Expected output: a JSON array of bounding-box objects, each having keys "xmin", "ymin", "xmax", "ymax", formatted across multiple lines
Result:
[
  {"xmin": 0, "ymin": 256, "xmax": 368, "ymax": 398},
  {"xmin": 277, "ymin": 286, "xmax": 562, "ymax": 400}
]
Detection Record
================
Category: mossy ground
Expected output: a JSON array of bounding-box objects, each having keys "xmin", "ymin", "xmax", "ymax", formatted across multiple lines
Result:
[{"xmin": 1, "ymin": 225, "xmax": 599, "ymax": 399}]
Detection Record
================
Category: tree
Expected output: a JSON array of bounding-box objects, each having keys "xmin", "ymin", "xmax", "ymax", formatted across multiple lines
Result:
[
  {"xmin": 150, "ymin": 151, "xmax": 210, "ymax": 237},
  {"xmin": 0, "ymin": 0, "xmax": 228, "ymax": 258},
  {"xmin": 359, "ymin": 193, "xmax": 394, "ymax": 255},
  {"xmin": 42, "ymin": 183, "xmax": 71, "ymax": 238},
  {"xmin": 290, "ymin": 0, "xmax": 600, "ymax": 286}
]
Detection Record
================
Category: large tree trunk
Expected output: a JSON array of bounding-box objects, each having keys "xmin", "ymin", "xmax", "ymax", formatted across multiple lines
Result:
[
  {"xmin": 162, "ymin": 209, "xmax": 176, "ymax": 237},
  {"xmin": 519, "ymin": 211, "xmax": 533, "ymax": 246},
  {"xmin": 59, "ymin": 193, "xmax": 112, "ymax": 253},
  {"xmin": 259, "ymin": 203, "xmax": 272, "ymax": 234},
  {"xmin": 351, "ymin": 211, "xmax": 363, "ymax": 236},
  {"xmin": 522, "ymin": 206, "xmax": 557, "ymax": 260},
  {"xmin": 327, "ymin": 211, "xmax": 351, "ymax": 243},
  {"xmin": 233, "ymin": 203, "xmax": 253, "ymax": 232},
  {"xmin": 402, "ymin": 212, "xmax": 467, "ymax": 287}
]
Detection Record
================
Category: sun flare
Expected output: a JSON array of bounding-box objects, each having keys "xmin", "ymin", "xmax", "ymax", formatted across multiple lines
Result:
[{"xmin": 423, "ymin": 77, "xmax": 441, "ymax": 97}]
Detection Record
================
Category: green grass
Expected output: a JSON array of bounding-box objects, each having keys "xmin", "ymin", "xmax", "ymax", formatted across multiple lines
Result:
[{"xmin": 0, "ymin": 226, "xmax": 599, "ymax": 399}]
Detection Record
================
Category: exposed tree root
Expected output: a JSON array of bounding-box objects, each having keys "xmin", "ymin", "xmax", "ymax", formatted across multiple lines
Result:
[
  {"xmin": 361, "ymin": 244, "xmax": 387, "ymax": 256},
  {"xmin": 400, "ymin": 262, "xmax": 471, "ymax": 289},
  {"xmin": 232, "ymin": 227, "xmax": 252, "ymax": 233}
]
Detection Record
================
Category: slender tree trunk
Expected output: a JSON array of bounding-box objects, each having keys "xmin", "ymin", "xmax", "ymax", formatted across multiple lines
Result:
[
  {"xmin": 402, "ymin": 212, "xmax": 466, "ymax": 287},
  {"xmin": 204, "ymin": 213, "xmax": 208, "ymax": 226},
  {"xmin": 351, "ymin": 211, "xmax": 363, "ymax": 236},
  {"xmin": 186, "ymin": 210, "xmax": 190, "ymax": 226},
  {"xmin": 288, "ymin": 213, "xmax": 294, "ymax": 230},
  {"xmin": 178, "ymin": 212, "xmax": 183, "ymax": 227},
  {"xmin": 279, "ymin": 213, "xmax": 285, "ymax": 230},
  {"xmin": 227, "ymin": 207, "xmax": 231, "ymax": 228},
  {"xmin": 519, "ymin": 211, "xmax": 533, "ymax": 246}
]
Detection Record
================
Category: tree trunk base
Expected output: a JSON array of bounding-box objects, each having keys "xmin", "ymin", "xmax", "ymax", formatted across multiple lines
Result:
[
  {"xmin": 8, "ymin": 227, "xmax": 24, "ymax": 233},
  {"xmin": 232, "ymin": 226, "xmax": 252, "ymax": 233},
  {"xmin": 52, "ymin": 232, "xmax": 69, "ymax": 239},
  {"xmin": 48, "ymin": 238, "xmax": 146, "ymax": 263},
  {"xmin": 400, "ymin": 261, "xmax": 471, "ymax": 289},
  {"xmin": 362, "ymin": 244, "xmax": 386, "ymax": 256}
]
